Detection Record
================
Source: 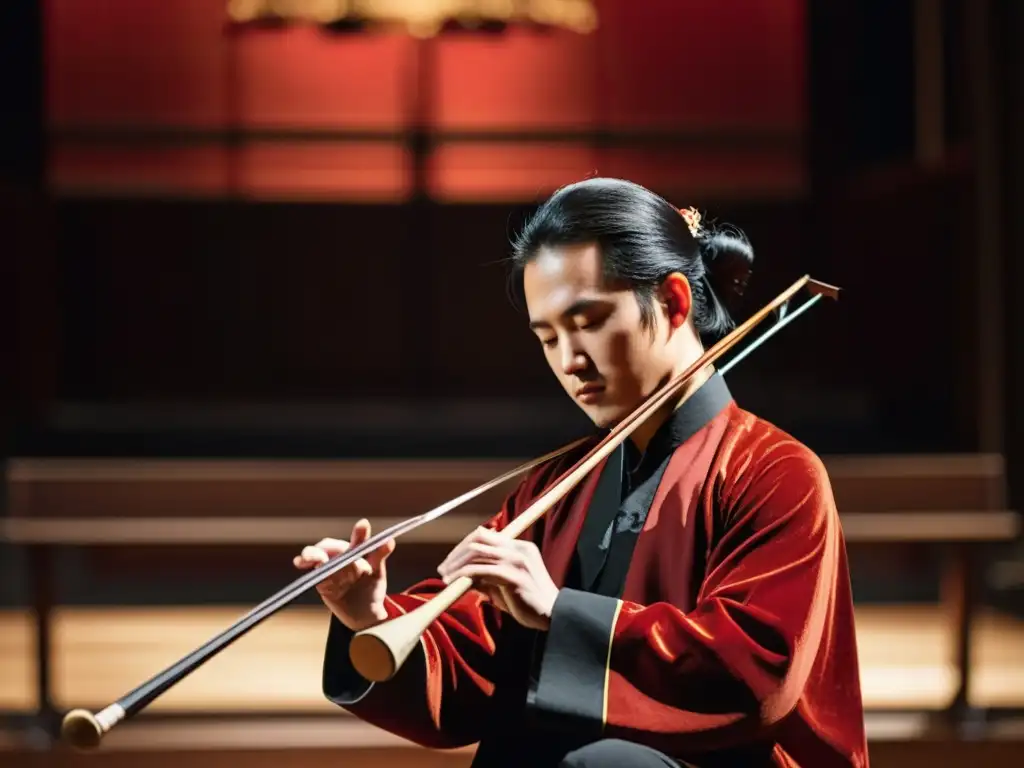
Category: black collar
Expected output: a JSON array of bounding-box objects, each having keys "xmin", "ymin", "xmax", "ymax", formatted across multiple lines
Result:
[
  {"xmin": 569, "ymin": 371, "xmax": 734, "ymax": 594},
  {"xmin": 623, "ymin": 370, "xmax": 733, "ymax": 479}
]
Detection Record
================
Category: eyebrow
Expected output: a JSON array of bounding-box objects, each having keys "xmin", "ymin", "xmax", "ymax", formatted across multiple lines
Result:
[{"xmin": 528, "ymin": 298, "xmax": 610, "ymax": 330}]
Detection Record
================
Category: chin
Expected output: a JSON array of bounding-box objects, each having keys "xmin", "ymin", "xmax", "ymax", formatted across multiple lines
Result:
[{"xmin": 582, "ymin": 402, "xmax": 630, "ymax": 430}]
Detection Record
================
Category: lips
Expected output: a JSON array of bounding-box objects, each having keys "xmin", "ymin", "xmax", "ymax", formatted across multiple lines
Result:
[{"xmin": 575, "ymin": 384, "xmax": 605, "ymax": 402}]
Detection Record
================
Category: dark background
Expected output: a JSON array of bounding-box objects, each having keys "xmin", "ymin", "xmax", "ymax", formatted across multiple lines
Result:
[
  {"xmin": 4, "ymin": 1, "xmax": 1019, "ymax": 466},
  {"xmin": 1, "ymin": 0, "xmax": 1022, "ymax": 621}
]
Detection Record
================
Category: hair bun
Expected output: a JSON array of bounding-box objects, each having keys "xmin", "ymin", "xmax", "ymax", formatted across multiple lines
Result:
[{"xmin": 697, "ymin": 228, "xmax": 754, "ymax": 308}]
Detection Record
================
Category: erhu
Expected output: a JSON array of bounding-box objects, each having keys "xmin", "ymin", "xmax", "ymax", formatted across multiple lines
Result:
[{"xmin": 60, "ymin": 274, "xmax": 839, "ymax": 750}]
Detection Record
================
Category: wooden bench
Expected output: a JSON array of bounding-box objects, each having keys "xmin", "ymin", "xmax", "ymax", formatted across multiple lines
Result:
[{"xmin": 2, "ymin": 454, "xmax": 1019, "ymax": 740}]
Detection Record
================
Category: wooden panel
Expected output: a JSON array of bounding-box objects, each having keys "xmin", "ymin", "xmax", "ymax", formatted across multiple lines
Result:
[
  {"xmin": 427, "ymin": 142, "xmax": 597, "ymax": 202},
  {"xmin": 50, "ymin": 145, "xmax": 229, "ymax": 197},
  {"xmin": 46, "ymin": 1, "xmax": 804, "ymax": 133},
  {"xmin": 46, "ymin": 138, "xmax": 809, "ymax": 205},
  {"xmin": 237, "ymin": 142, "xmax": 409, "ymax": 199},
  {"xmin": 431, "ymin": 0, "xmax": 805, "ymax": 131},
  {"xmin": 597, "ymin": 0, "xmax": 805, "ymax": 130},
  {"xmin": 428, "ymin": 142, "xmax": 804, "ymax": 202},
  {"xmin": 46, "ymin": 1, "xmax": 412, "ymax": 130},
  {"xmin": 822, "ymin": 453, "xmax": 1007, "ymax": 512},
  {"xmin": 51, "ymin": 143, "xmax": 410, "ymax": 200},
  {"xmin": 433, "ymin": 27, "xmax": 597, "ymax": 128},
  {"xmin": 4, "ymin": 459, "xmax": 523, "ymax": 520},
  {"xmin": 44, "ymin": 1, "xmax": 806, "ymax": 201},
  {"xmin": 233, "ymin": 29, "xmax": 413, "ymax": 128},
  {"xmin": 46, "ymin": 0, "xmax": 228, "ymax": 126}
]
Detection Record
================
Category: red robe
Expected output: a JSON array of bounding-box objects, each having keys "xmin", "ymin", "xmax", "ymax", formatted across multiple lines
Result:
[{"xmin": 322, "ymin": 374, "xmax": 869, "ymax": 767}]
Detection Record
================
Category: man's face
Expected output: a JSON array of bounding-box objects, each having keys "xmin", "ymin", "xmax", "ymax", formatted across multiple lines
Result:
[{"xmin": 523, "ymin": 242, "xmax": 677, "ymax": 428}]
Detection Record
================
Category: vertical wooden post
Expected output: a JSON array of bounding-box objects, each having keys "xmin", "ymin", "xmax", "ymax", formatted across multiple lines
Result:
[
  {"xmin": 404, "ymin": 35, "xmax": 439, "ymax": 396},
  {"xmin": 965, "ymin": 0, "xmax": 1005, "ymax": 458},
  {"xmin": 28, "ymin": 545, "xmax": 58, "ymax": 738},
  {"xmin": 913, "ymin": 0, "xmax": 946, "ymax": 167},
  {"xmin": 940, "ymin": 544, "xmax": 974, "ymax": 723},
  {"xmin": 998, "ymin": 2, "xmax": 1024, "ymax": 516}
]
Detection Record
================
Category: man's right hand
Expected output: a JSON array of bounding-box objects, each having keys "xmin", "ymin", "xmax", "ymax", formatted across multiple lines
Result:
[{"xmin": 293, "ymin": 518, "xmax": 396, "ymax": 632}]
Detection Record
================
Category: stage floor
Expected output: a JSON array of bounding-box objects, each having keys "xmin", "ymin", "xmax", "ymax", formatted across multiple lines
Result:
[{"xmin": 2, "ymin": 604, "xmax": 1023, "ymax": 715}]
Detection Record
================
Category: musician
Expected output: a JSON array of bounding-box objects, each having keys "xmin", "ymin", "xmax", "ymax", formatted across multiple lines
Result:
[{"xmin": 294, "ymin": 178, "xmax": 868, "ymax": 767}]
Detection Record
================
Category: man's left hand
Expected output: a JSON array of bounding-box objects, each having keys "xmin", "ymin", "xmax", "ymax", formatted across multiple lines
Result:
[{"xmin": 438, "ymin": 526, "xmax": 559, "ymax": 631}]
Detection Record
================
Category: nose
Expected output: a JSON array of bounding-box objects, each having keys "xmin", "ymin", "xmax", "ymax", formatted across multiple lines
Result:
[{"xmin": 559, "ymin": 342, "xmax": 588, "ymax": 376}]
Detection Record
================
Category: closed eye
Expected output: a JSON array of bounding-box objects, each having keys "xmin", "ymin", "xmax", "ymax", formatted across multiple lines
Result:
[{"xmin": 576, "ymin": 314, "xmax": 608, "ymax": 331}]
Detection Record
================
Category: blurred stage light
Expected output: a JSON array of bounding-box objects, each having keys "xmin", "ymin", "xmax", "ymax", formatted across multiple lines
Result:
[{"xmin": 226, "ymin": 0, "xmax": 598, "ymax": 37}]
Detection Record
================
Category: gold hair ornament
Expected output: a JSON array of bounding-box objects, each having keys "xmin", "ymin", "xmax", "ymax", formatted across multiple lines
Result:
[{"xmin": 680, "ymin": 206, "xmax": 702, "ymax": 238}]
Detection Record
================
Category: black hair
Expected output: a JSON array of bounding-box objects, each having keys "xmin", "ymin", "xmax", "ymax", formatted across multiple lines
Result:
[{"xmin": 510, "ymin": 177, "xmax": 754, "ymax": 340}]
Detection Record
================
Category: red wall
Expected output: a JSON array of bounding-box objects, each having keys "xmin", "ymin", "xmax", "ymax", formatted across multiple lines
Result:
[
  {"xmin": 46, "ymin": 0, "xmax": 806, "ymax": 201},
  {"xmin": 37, "ymin": 0, "xmax": 832, "ymax": 431}
]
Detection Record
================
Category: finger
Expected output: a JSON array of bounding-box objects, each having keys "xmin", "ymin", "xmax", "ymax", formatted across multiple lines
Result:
[
  {"xmin": 296, "ymin": 539, "xmax": 373, "ymax": 583},
  {"xmin": 439, "ymin": 526, "xmax": 488, "ymax": 571},
  {"xmin": 313, "ymin": 554, "xmax": 372, "ymax": 586},
  {"xmin": 473, "ymin": 526, "xmax": 507, "ymax": 546},
  {"xmin": 443, "ymin": 563, "xmax": 520, "ymax": 588},
  {"xmin": 438, "ymin": 540, "xmax": 470, "ymax": 575},
  {"xmin": 511, "ymin": 539, "xmax": 542, "ymax": 567},
  {"xmin": 511, "ymin": 539, "xmax": 538, "ymax": 554},
  {"xmin": 350, "ymin": 519, "xmax": 371, "ymax": 548},
  {"xmin": 296, "ymin": 545, "xmax": 331, "ymax": 567},
  {"xmin": 314, "ymin": 538, "xmax": 352, "ymax": 556},
  {"xmin": 293, "ymin": 540, "xmax": 345, "ymax": 568},
  {"xmin": 438, "ymin": 541, "xmax": 509, "ymax": 580},
  {"xmin": 341, "ymin": 521, "xmax": 376, "ymax": 574},
  {"xmin": 365, "ymin": 536, "xmax": 396, "ymax": 571},
  {"xmin": 467, "ymin": 541, "xmax": 527, "ymax": 570},
  {"xmin": 473, "ymin": 527, "xmax": 526, "ymax": 557}
]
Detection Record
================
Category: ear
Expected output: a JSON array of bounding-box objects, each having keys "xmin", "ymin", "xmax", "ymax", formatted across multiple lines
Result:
[{"xmin": 659, "ymin": 272, "xmax": 691, "ymax": 329}]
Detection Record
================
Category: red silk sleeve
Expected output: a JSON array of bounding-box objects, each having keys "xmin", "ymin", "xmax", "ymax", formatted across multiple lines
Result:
[
  {"xmin": 528, "ymin": 439, "xmax": 862, "ymax": 763},
  {"xmin": 321, "ymin": 508, "xmax": 511, "ymax": 749}
]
